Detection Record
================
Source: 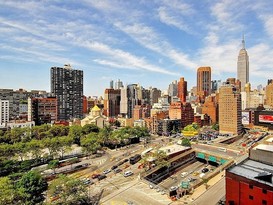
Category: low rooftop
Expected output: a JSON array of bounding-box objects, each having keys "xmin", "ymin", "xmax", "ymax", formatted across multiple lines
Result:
[{"xmin": 228, "ymin": 159, "xmax": 273, "ymax": 187}]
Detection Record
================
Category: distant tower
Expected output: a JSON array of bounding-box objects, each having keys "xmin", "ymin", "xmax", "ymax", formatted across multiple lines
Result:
[
  {"xmin": 177, "ymin": 77, "xmax": 187, "ymax": 103},
  {"xmin": 197, "ymin": 67, "xmax": 211, "ymax": 102},
  {"xmin": 110, "ymin": 80, "xmax": 114, "ymax": 89},
  {"xmin": 237, "ymin": 35, "xmax": 249, "ymax": 91}
]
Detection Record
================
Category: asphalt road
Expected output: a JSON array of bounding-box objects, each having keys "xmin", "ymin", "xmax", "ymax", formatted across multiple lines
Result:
[{"xmin": 192, "ymin": 177, "xmax": 225, "ymax": 205}]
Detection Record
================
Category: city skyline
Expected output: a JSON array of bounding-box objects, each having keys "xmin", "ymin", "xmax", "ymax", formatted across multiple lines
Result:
[{"xmin": 1, "ymin": 1, "xmax": 273, "ymax": 96}]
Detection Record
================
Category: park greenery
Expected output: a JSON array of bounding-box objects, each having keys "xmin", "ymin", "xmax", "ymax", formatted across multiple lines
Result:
[
  {"xmin": 0, "ymin": 123, "xmax": 150, "ymax": 204},
  {"xmin": 182, "ymin": 123, "xmax": 199, "ymax": 137}
]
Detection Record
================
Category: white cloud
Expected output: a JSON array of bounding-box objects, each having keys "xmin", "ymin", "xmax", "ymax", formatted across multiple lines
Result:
[{"xmin": 114, "ymin": 22, "xmax": 197, "ymax": 69}]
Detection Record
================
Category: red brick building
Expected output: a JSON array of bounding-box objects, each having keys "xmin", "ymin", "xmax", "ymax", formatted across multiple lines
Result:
[
  {"xmin": 29, "ymin": 97, "xmax": 58, "ymax": 125},
  {"xmin": 177, "ymin": 77, "xmax": 187, "ymax": 103},
  {"xmin": 202, "ymin": 95, "xmax": 218, "ymax": 124}
]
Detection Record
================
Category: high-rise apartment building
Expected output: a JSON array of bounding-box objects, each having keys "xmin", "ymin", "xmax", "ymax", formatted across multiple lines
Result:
[
  {"xmin": 237, "ymin": 36, "xmax": 249, "ymax": 91},
  {"xmin": 219, "ymin": 85, "xmax": 242, "ymax": 134},
  {"xmin": 241, "ymin": 83, "xmax": 264, "ymax": 110},
  {"xmin": 103, "ymin": 88, "xmax": 121, "ymax": 117},
  {"xmin": 51, "ymin": 64, "xmax": 83, "ymax": 120},
  {"xmin": 197, "ymin": 67, "xmax": 211, "ymax": 102},
  {"xmin": 177, "ymin": 77, "xmax": 187, "ymax": 103},
  {"xmin": 115, "ymin": 79, "xmax": 123, "ymax": 89},
  {"xmin": 0, "ymin": 100, "xmax": 9, "ymax": 126},
  {"xmin": 150, "ymin": 87, "xmax": 161, "ymax": 105}
]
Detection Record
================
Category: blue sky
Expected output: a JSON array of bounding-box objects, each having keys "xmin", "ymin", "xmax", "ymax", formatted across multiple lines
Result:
[{"xmin": 1, "ymin": 0, "xmax": 273, "ymax": 97}]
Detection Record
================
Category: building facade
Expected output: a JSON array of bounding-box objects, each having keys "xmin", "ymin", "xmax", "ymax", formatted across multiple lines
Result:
[
  {"xmin": 28, "ymin": 97, "xmax": 58, "ymax": 125},
  {"xmin": 197, "ymin": 67, "xmax": 211, "ymax": 102},
  {"xmin": 219, "ymin": 85, "xmax": 242, "ymax": 134},
  {"xmin": 202, "ymin": 95, "xmax": 218, "ymax": 124},
  {"xmin": 177, "ymin": 77, "xmax": 187, "ymax": 103},
  {"xmin": 103, "ymin": 88, "xmax": 121, "ymax": 117},
  {"xmin": 237, "ymin": 36, "xmax": 249, "ymax": 91},
  {"xmin": 0, "ymin": 100, "xmax": 9, "ymax": 126},
  {"xmin": 51, "ymin": 64, "xmax": 83, "ymax": 120}
]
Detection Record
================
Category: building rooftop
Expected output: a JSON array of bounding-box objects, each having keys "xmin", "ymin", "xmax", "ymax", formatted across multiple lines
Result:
[
  {"xmin": 228, "ymin": 159, "xmax": 273, "ymax": 187},
  {"xmin": 253, "ymin": 144, "xmax": 273, "ymax": 152},
  {"xmin": 158, "ymin": 144, "xmax": 190, "ymax": 156},
  {"xmin": 266, "ymin": 137, "xmax": 273, "ymax": 143}
]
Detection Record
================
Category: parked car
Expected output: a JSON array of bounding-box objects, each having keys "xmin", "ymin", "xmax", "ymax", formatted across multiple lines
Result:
[
  {"xmin": 98, "ymin": 174, "xmax": 107, "ymax": 180},
  {"xmin": 91, "ymin": 174, "xmax": 100, "ymax": 179},
  {"xmin": 103, "ymin": 169, "xmax": 111, "ymax": 174},
  {"xmin": 123, "ymin": 170, "xmax": 133, "ymax": 177},
  {"xmin": 169, "ymin": 186, "xmax": 178, "ymax": 191},
  {"xmin": 111, "ymin": 165, "xmax": 118, "ymax": 170},
  {"xmin": 181, "ymin": 172, "xmax": 188, "ymax": 177},
  {"xmin": 114, "ymin": 168, "xmax": 122, "ymax": 173},
  {"xmin": 202, "ymin": 168, "xmax": 209, "ymax": 173}
]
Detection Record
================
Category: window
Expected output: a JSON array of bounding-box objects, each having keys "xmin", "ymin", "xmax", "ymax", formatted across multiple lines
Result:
[
  {"xmin": 228, "ymin": 201, "xmax": 235, "ymax": 205},
  {"xmin": 262, "ymin": 189, "xmax": 267, "ymax": 194},
  {"xmin": 249, "ymin": 184, "xmax": 253, "ymax": 189},
  {"xmin": 249, "ymin": 195, "xmax": 253, "ymax": 200},
  {"xmin": 262, "ymin": 200, "xmax": 267, "ymax": 205}
]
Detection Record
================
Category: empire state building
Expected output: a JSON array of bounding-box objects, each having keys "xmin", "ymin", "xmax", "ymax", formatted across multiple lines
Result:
[{"xmin": 237, "ymin": 36, "xmax": 249, "ymax": 91}]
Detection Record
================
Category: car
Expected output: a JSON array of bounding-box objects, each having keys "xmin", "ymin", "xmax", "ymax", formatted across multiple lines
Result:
[
  {"xmin": 98, "ymin": 174, "xmax": 107, "ymax": 180},
  {"xmin": 91, "ymin": 174, "xmax": 100, "ymax": 179},
  {"xmin": 169, "ymin": 186, "xmax": 178, "ymax": 191},
  {"xmin": 123, "ymin": 170, "xmax": 133, "ymax": 177},
  {"xmin": 188, "ymin": 177, "xmax": 196, "ymax": 182},
  {"xmin": 161, "ymin": 190, "xmax": 166, "ymax": 195},
  {"xmin": 202, "ymin": 168, "xmax": 209, "ymax": 173},
  {"xmin": 114, "ymin": 168, "xmax": 122, "ymax": 173},
  {"xmin": 181, "ymin": 172, "xmax": 188, "ymax": 177},
  {"xmin": 117, "ymin": 161, "xmax": 124, "ymax": 166},
  {"xmin": 111, "ymin": 165, "xmax": 118, "ymax": 170},
  {"xmin": 123, "ymin": 158, "xmax": 129, "ymax": 163},
  {"xmin": 103, "ymin": 169, "xmax": 111, "ymax": 174},
  {"xmin": 82, "ymin": 178, "xmax": 93, "ymax": 185},
  {"xmin": 149, "ymin": 184, "xmax": 154, "ymax": 189}
]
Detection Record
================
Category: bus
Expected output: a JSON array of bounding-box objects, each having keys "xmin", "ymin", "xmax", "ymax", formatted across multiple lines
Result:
[
  {"xmin": 129, "ymin": 154, "xmax": 141, "ymax": 165},
  {"xmin": 58, "ymin": 157, "xmax": 80, "ymax": 167},
  {"xmin": 141, "ymin": 148, "xmax": 153, "ymax": 158}
]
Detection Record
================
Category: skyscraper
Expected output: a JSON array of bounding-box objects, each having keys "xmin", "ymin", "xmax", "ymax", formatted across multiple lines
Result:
[
  {"xmin": 177, "ymin": 77, "xmax": 187, "ymax": 103},
  {"xmin": 197, "ymin": 67, "xmax": 211, "ymax": 102},
  {"xmin": 237, "ymin": 36, "xmax": 249, "ymax": 91},
  {"xmin": 51, "ymin": 64, "xmax": 83, "ymax": 120},
  {"xmin": 219, "ymin": 85, "xmax": 242, "ymax": 134}
]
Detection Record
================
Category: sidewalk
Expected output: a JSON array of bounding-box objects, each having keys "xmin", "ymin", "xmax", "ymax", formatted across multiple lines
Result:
[{"xmin": 171, "ymin": 170, "xmax": 225, "ymax": 204}]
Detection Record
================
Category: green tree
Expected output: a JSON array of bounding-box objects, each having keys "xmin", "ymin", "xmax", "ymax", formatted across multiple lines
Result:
[
  {"xmin": 98, "ymin": 125, "xmax": 112, "ymax": 146},
  {"xmin": 13, "ymin": 142, "xmax": 29, "ymax": 161},
  {"xmin": 48, "ymin": 159, "xmax": 59, "ymax": 174},
  {"xmin": 27, "ymin": 139, "xmax": 43, "ymax": 161},
  {"xmin": 48, "ymin": 174, "xmax": 90, "ymax": 205},
  {"xmin": 81, "ymin": 133, "xmax": 101, "ymax": 156},
  {"xmin": 182, "ymin": 138, "xmax": 191, "ymax": 147},
  {"xmin": 0, "ymin": 177, "xmax": 17, "ymax": 205},
  {"xmin": 68, "ymin": 125, "xmax": 83, "ymax": 145},
  {"xmin": 17, "ymin": 171, "xmax": 48, "ymax": 205},
  {"xmin": 82, "ymin": 124, "xmax": 100, "ymax": 135},
  {"xmin": 57, "ymin": 136, "xmax": 73, "ymax": 158},
  {"xmin": 211, "ymin": 123, "xmax": 219, "ymax": 131}
]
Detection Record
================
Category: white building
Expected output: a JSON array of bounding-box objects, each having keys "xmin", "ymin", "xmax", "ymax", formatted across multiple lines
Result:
[{"xmin": 0, "ymin": 100, "xmax": 9, "ymax": 126}]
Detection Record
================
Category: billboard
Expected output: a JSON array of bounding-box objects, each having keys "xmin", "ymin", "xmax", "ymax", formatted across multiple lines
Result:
[
  {"xmin": 259, "ymin": 115, "xmax": 273, "ymax": 124},
  {"xmin": 242, "ymin": 112, "xmax": 250, "ymax": 125}
]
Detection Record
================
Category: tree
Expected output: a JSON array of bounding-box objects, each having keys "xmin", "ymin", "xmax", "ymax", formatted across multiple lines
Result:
[
  {"xmin": 0, "ymin": 177, "xmax": 17, "ymax": 205},
  {"xmin": 82, "ymin": 124, "xmax": 100, "ymax": 135},
  {"xmin": 48, "ymin": 159, "xmax": 59, "ymax": 174},
  {"xmin": 27, "ymin": 139, "xmax": 43, "ymax": 161},
  {"xmin": 17, "ymin": 171, "xmax": 48, "ymax": 205},
  {"xmin": 211, "ymin": 123, "xmax": 219, "ymax": 131},
  {"xmin": 68, "ymin": 125, "xmax": 83, "ymax": 145},
  {"xmin": 182, "ymin": 138, "xmax": 191, "ymax": 147},
  {"xmin": 12, "ymin": 142, "xmax": 29, "ymax": 161},
  {"xmin": 48, "ymin": 174, "xmax": 90, "ymax": 205},
  {"xmin": 98, "ymin": 125, "xmax": 112, "ymax": 146},
  {"xmin": 81, "ymin": 133, "xmax": 101, "ymax": 156},
  {"xmin": 57, "ymin": 136, "xmax": 73, "ymax": 159}
]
